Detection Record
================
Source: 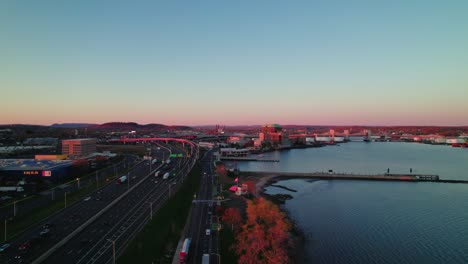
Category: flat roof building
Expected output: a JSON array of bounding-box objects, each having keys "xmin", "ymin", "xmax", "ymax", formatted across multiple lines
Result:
[{"xmin": 62, "ymin": 138, "xmax": 97, "ymax": 158}]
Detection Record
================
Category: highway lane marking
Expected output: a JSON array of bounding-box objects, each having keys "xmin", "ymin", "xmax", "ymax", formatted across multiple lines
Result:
[{"xmin": 76, "ymin": 175, "xmax": 172, "ymax": 263}]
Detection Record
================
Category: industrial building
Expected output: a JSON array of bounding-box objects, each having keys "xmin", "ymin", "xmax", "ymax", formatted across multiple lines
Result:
[
  {"xmin": 0, "ymin": 159, "xmax": 73, "ymax": 183},
  {"xmin": 62, "ymin": 138, "xmax": 97, "ymax": 158}
]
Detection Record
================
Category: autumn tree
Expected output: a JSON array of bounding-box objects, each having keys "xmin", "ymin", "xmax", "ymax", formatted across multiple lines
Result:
[
  {"xmin": 223, "ymin": 207, "xmax": 242, "ymax": 231},
  {"xmin": 216, "ymin": 163, "xmax": 227, "ymax": 176},
  {"xmin": 234, "ymin": 197, "xmax": 291, "ymax": 264}
]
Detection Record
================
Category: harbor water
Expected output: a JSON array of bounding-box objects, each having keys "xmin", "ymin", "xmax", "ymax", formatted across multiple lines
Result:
[{"xmin": 236, "ymin": 142, "xmax": 468, "ymax": 263}]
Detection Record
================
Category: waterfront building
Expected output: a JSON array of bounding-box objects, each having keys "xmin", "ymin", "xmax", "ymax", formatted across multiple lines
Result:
[{"xmin": 259, "ymin": 124, "xmax": 283, "ymax": 145}]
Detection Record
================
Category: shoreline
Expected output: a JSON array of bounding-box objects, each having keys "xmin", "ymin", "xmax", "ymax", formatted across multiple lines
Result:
[{"xmin": 254, "ymin": 175, "xmax": 305, "ymax": 264}]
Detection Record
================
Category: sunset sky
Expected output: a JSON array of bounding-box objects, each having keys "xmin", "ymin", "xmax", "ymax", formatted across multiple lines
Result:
[{"xmin": 1, "ymin": 1, "xmax": 468, "ymax": 126}]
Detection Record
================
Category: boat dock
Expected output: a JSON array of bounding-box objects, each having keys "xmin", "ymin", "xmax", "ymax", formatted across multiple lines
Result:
[
  {"xmin": 220, "ymin": 157, "xmax": 279, "ymax": 162},
  {"xmin": 244, "ymin": 171, "xmax": 468, "ymax": 184}
]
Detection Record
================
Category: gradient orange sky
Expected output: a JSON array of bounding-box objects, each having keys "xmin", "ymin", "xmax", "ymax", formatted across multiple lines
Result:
[{"xmin": 2, "ymin": 1, "xmax": 468, "ymax": 126}]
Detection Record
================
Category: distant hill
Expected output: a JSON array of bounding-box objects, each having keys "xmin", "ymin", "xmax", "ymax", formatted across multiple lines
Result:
[
  {"xmin": 50, "ymin": 123, "xmax": 96, "ymax": 128},
  {"xmin": 89, "ymin": 122, "xmax": 192, "ymax": 131}
]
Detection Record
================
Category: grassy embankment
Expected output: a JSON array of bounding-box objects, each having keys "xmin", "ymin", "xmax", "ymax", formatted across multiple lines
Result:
[
  {"xmin": 118, "ymin": 163, "xmax": 202, "ymax": 264},
  {"xmin": 0, "ymin": 160, "xmax": 138, "ymax": 241}
]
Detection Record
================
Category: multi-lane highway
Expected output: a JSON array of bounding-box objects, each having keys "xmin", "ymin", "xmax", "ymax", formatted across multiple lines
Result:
[
  {"xmin": 0, "ymin": 140, "xmax": 198, "ymax": 264},
  {"xmin": 184, "ymin": 150, "xmax": 220, "ymax": 264},
  {"xmin": 0, "ymin": 155, "xmax": 139, "ymax": 221},
  {"xmin": 44, "ymin": 142, "xmax": 197, "ymax": 264}
]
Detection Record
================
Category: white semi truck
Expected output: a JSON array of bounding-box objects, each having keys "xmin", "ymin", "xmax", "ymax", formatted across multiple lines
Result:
[{"xmin": 0, "ymin": 186, "xmax": 24, "ymax": 192}]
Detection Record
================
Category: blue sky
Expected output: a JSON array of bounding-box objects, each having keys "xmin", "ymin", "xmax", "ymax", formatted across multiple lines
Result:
[{"xmin": 1, "ymin": 1, "xmax": 468, "ymax": 125}]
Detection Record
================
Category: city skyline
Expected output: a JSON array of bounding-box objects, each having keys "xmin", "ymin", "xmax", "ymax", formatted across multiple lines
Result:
[{"xmin": 2, "ymin": 1, "xmax": 468, "ymax": 126}]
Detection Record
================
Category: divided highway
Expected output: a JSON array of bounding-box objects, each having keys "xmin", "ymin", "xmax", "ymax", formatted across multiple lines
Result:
[
  {"xmin": 184, "ymin": 150, "xmax": 220, "ymax": 264},
  {"xmin": 0, "ymin": 140, "xmax": 198, "ymax": 264}
]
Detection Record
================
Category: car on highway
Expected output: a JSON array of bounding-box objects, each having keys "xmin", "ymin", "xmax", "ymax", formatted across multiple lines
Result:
[
  {"xmin": 43, "ymin": 223, "xmax": 55, "ymax": 229},
  {"xmin": 84, "ymin": 196, "xmax": 91, "ymax": 201},
  {"xmin": 206, "ymin": 229, "xmax": 211, "ymax": 236},
  {"xmin": 0, "ymin": 243, "xmax": 10, "ymax": 252},
  {"xmin": 18, "ymin": 241, "xmax": 30, "ymax": 250},
  {"xmin": 1, "ymin": 196, "xmax": 12, "ymax": 201},
  {"xmin": 40, "ymin": 228, "xmax": 50, "ymax": 236}
]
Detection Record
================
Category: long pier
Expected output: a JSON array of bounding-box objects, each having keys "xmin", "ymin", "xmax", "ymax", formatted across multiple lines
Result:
[
  {"xmin": 220, "ymin": 157, "xmax": 279, "ymax": 162},
  {"xmin": 244, "ymin": 171, "xmax": 468, "ymax": 184}
]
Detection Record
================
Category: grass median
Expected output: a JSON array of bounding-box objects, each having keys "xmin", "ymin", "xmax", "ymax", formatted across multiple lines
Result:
[
  {"xmin": 118, "ymin": 163, "xmax": 202, "ymax": 264},
  {"xmin": 219, "ymin": 227, "xmax": 238, "ymax": 264}
]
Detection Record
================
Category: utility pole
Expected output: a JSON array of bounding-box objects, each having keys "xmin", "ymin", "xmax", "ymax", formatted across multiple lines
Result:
[{"xmin": 4, "ymin": 220, "xmax": 7, "ymax": 242}]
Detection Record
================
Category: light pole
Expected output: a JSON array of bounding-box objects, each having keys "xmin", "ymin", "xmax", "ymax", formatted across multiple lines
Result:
[
  {"xmin": 148, "ymin": 202, "xmax": 153, "ymax": 220},
  {"xmin": 64, "ymin": 192, "xmax": 67, "ymax": 208},
  {"xmin": 13, "ymin": 200, "xmax": 17, "ymax": 217},
  {"xmin": 107, "ymin": 239, "xmax": 116, "ymax": 264},
  {"xmin": 96, "ymin": 171, "xmax": 99, "ymax": 189},
  {"xmin": 127, "ymin": 172, "xmax": 130, "ymax": 190},
  {"xmin": 4, "ymin": 219, "xmax": 6, "ymax": 242},
  {"xmin": 212, "ymin": 253, "xmax": 221, "ymax": 264},
  {"xmin": 52, "ymin": 187, "xmax": 55, "ymax": 200},
  {"xmin": 76, "ymin": 178, "xmax": 80, "ymax": 189}
]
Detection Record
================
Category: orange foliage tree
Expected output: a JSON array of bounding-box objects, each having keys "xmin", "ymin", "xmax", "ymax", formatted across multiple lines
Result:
[
  {"xmin": 233, "ymin": 197, "xmax": 291, "ymax": 264},
  {"xmin": 216, "ymin": 163, "xmax": 227, "ymax": 176},
  {"xmin": 223, "ymin": 207, "xmax": 242, "ymax": 231}
]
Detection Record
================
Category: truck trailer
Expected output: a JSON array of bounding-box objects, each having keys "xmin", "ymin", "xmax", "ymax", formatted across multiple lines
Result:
[
  {"xmin": 179, "ymin": 238, "xmax": 191, "ymax": 263},
  {"xmin": 163, "ymin": 172, "xmax": 170, "ymax": 180},
  {"xmin": 0, "ymin": 186, "xmax": 24, "ymax": 192},
  {"xmin": 202, "ymin": 254, "xmax": 210, "ymax": 264}
]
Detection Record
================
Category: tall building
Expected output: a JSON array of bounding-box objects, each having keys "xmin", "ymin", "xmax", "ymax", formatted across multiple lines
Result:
[
  {"xmin": 62, "ymin": 138, "xmax": 97, "ymax": 158},
  {"xmin": 259, "ymin": 124, "xmax": 283, "ymax": 145}
]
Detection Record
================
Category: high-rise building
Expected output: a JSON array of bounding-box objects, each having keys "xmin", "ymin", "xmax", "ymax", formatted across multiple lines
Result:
[
  {"xmin": 260, "ymin": 124, "xmax": 283, "ymax": 145},
  {"xmin": 62, "ymin": 138, "xmax": 97, "ymax": 158}
]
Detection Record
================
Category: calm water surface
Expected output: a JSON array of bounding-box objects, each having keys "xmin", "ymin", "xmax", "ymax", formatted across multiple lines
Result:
[
  {"xmin": 237, "ymin": 142, "xmax": 468, "ymax": 180},
  {"xmin": 236, "ymin": 143, "xmax": 468, "ymax": 263},
  {"xmin": 266, "ymin": 180, "xmax": 468, "ymax": 264}
]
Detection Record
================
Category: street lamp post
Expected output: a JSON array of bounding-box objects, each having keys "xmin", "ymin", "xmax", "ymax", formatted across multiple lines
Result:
[
  {"xmin": 13, "ymin": 200, "xmax": 17, "ymax": 217},
  {"xmin": 76, "ymin": 178, "xmax": 80, "ymax": 189},
  {"xmin": 4, "ymin": 219, "xmax": 7, "ymax": 242},
  {"xmin": 64, "ymin": 192, "xmax": 67, "ymax": 208},
  {"xmin": 107, "ymin": 239, "xmax": 116, "ymax": 264},
  {"xmin": 127, "ymin": 172, "xmax": 130, "ymax": 190},
  {"xmin": 96, "ymin": 171, "xmax": 99, "ymax": 189},
  {"xmin": 212, "ymin": 253, "xmax": 221, "ymax": 264},
  {"xmin": 149, "ymin": 202, "xmax": 153, "ymax": 220}
]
